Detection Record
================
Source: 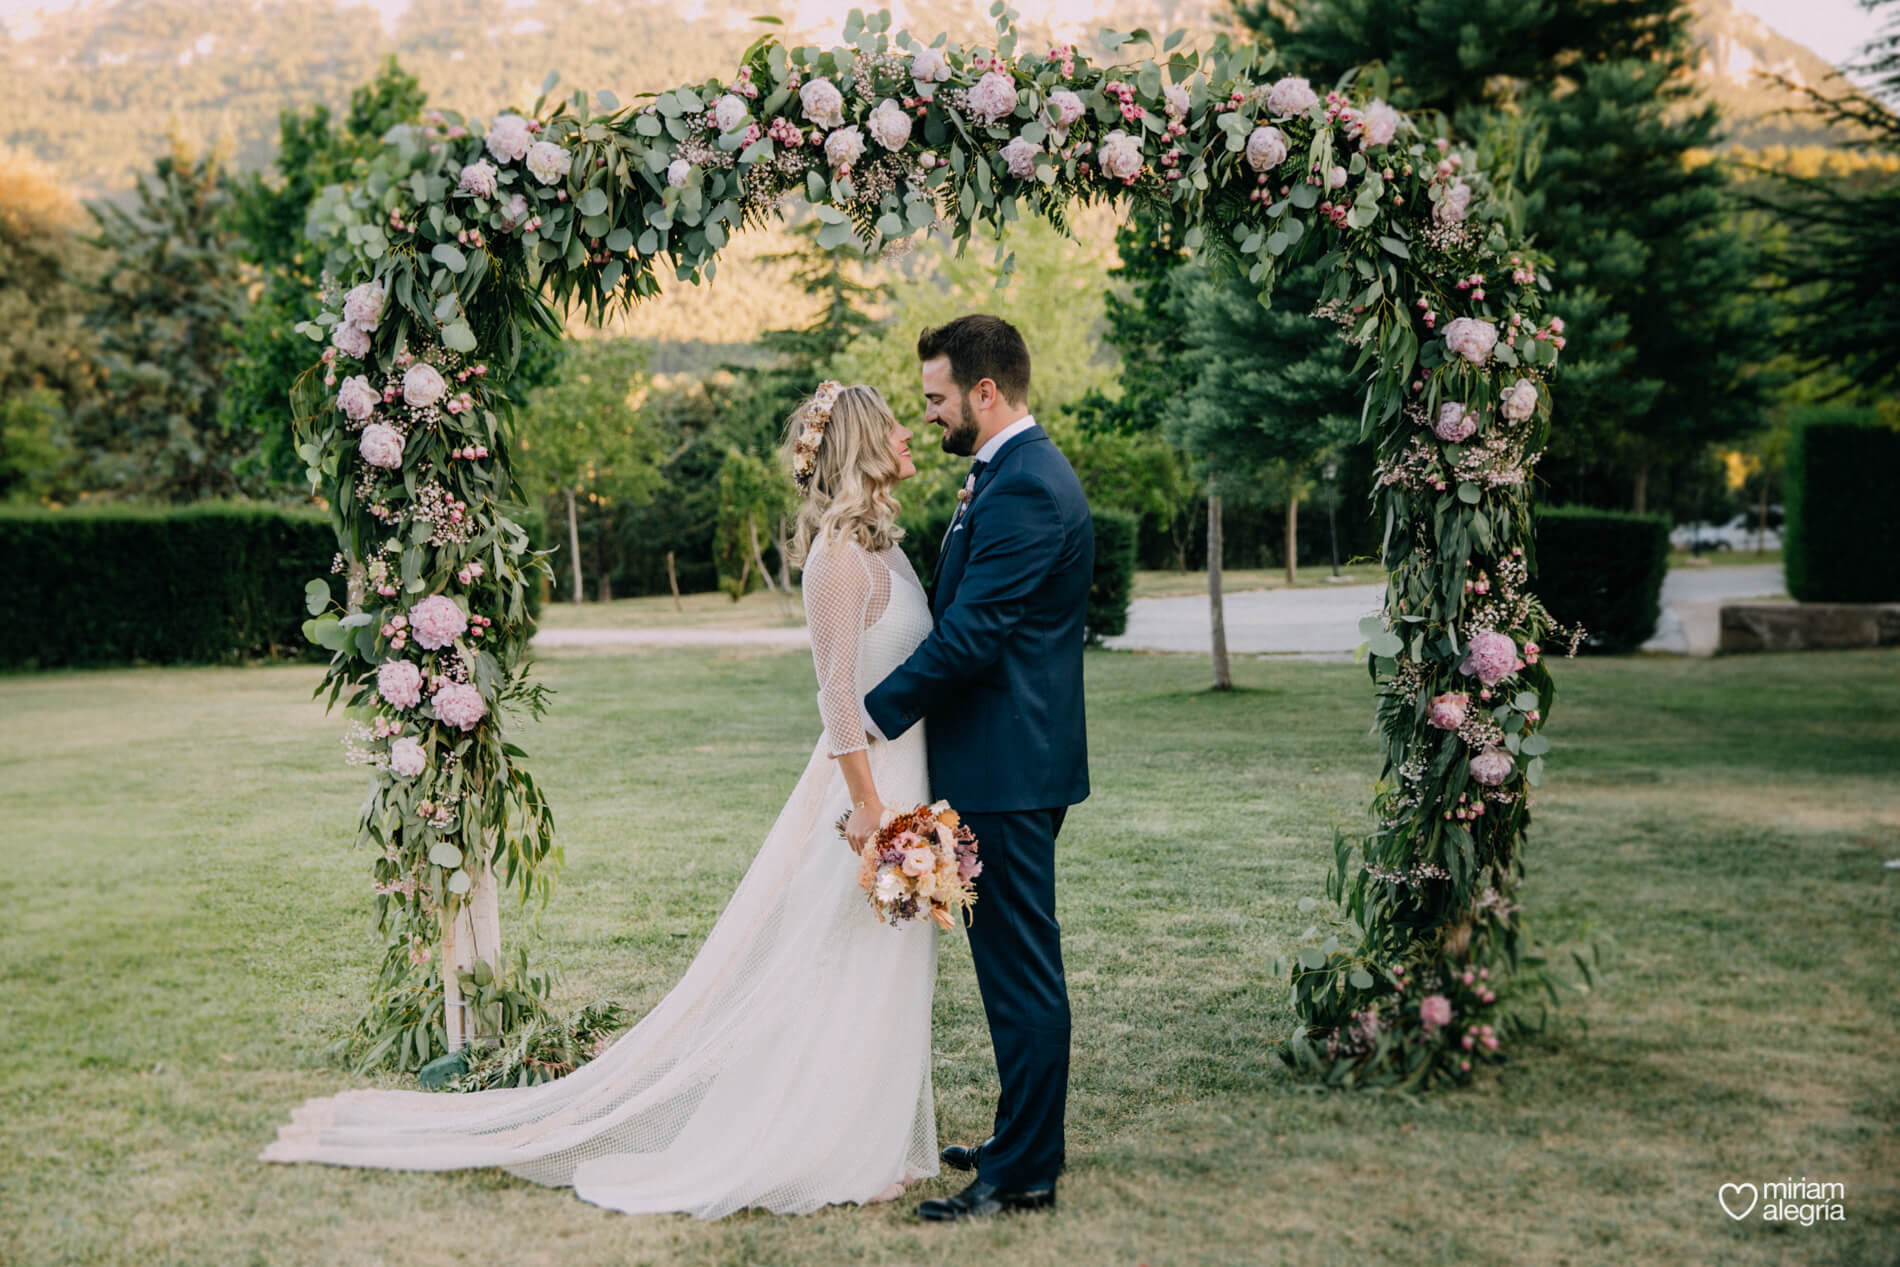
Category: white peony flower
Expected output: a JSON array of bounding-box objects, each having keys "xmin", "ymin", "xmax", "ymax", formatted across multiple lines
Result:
[
  {"xmin": 1265, "ymin": 76, "xmax": 1319, "ymax": 118},
  {"xmin": 402, "ymin": 363, "xmax": 448, "ymax": 408},
  {"xmin": 1245, "ymin": 125, "xmax": 1287, "ymax": 173},
  {"xmin": 799, "ymin": 77, "xmax": 846, "ymax": 128},
  {"xmin": 967, "ymin": 70, "xmax": 1019, "ymax": 125},
  {"xmin": 874, "ymin": 869, "xmax": 906, "ymax": 903},
  {"xmin": 824, "ymin": 125, "xmax": 866, "ymax": 170},
  {"xmin": 866, "ymin": 98, "xmax": 912, "ymax": 151},
  {"xmin": 1001, "ymin": 135, "xmax": 1042, "ymax": 179},
  {"xmin": 1443, "ymin": 318, "xmax": 1500, "ymax": 366},
  {"xmin": 712, "ymin": 93, "xmax": 749, "ymax": 133},
  {"xmin": 388, "ymin": 736, "xmax": 426, "ymax": 777},
  {"xmin": 456, "ymin": 160, "xmax": 499, "ymax": 199},
  {"xmin": 331, "ymin": 321, "xmax": 370, "ymax": 360},
  {"xmin": 358, "ymin": 422, "xmax": 405, "ymax": 470},
  {"xmin": 342, "ymin": 280, "xmax": 385, "ymax": 330},
  {"xmin": 1047, "ymin": 88, "xmax": 1086, "ymax": 129},
  {"xmin": 1501, "ymin": 378, "xmax": 1539, "ymax": 422},
  {"xmin": 910, "ymin": 45, "xmax": 952, "ymax": 85},
  {"xmin": 1097, "ymin": 129, "xmax": 1145, "ymax": 183},
  {"xmin": 484, "ymin": 113, "xmax": 533, "ymax": 163},
  {"xmin": 525, "ymin": 140, "xmax": 571, "ymax": 187},
  {"xmin": 1360, "ymin": 99, "xmax": 1401, "ymax": 148},
  {"xmin": 1165, "ymin": 82, "xmax": 1191, "ymax": 117},
  {"xmin": 666, "ymin": 159, "xmax": 692, "ymax": 188},
  {"xmin": 335, "ymin": 374, "xmax": 379, "ymax": 422},
  {"xmin": 1437, "ymin": 181, "xmax": 1473, "ymax": 224}
]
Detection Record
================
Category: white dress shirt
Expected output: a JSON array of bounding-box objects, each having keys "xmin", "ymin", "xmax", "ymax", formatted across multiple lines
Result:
[{"xmin": 859, "ymin": 414, "xmax": 1038, "ymax": 745}]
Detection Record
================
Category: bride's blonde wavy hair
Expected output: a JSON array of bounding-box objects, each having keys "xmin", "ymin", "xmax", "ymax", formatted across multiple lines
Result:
[{"xmin": 784, "ymin": 384, "xmax": 906, "ymax": 566}]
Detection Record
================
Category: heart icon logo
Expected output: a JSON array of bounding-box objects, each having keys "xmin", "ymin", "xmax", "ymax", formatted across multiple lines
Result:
[{"xmin": 1718, "ymin": 1183, "xmax": 1758, "ymax": 1221}]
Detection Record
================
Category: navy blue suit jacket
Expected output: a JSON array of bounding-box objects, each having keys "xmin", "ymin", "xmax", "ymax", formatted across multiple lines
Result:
[{"xmin": 865, "ymin": 424, "xmax": 1093, "ymax": 813}]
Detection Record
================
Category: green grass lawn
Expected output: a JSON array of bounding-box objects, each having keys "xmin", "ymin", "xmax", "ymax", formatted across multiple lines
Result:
[{"xmin": 2, "ymin": 648, "xmax": 1895, "ymax": 1266}]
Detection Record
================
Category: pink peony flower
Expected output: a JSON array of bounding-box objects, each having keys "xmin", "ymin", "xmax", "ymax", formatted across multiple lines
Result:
[
  {"xmin": 866, "ymin": 99, "xmax": 912, "ymax": 150},
  {"xmin": 358, "ymin": 422, "xmax": 405, "ymax": 470},
  {"xmin": 497, "ymin": 193, "xmax": 530, "ymax": 231},
  {"xmin": 1097, "ymin": 129, "xmax": 1144, "ymax": 183},
  {"xmin": 378, "ymin": 658, "xmax": 424, "ymax": 709},
  {"xmin": 1428, "ymin": 693, "xmax": 1468, "ymax": 730},
  {"xmin": 1460, "ymin": 630, "xmax": 1518, "ymax": 686},
  {"xmin": 666, "ymin": 159, "xmax": 691, "ymax": 188},
  {"xmin": 824, "ymin": 125, "xmax": 865, "ymax": 170},
  {"xmin": 1437, "ymin": 180, "xmax": 1472, "ymax": 224},
  {"xmin": 1360, "ymin": 99, "xmax": 1400, "ymax": 147},
  {"xmin": 1501, "ymin": 377, "xmax": 1538, "ymax": 422},
  {"xmin": 431, "ymin": 681, "xmax": 487, "ymax": 732},
  {"xmin": 343, "ymin": 281, "xmax": 385, "ymax": 330},
  {"xmin": 1047, "ymin": 88, "xmax": 1086, "ymax": 129},
  {"xmin": 1265, "ymin": 76, "xmax": 1319, "ymax": 118},
  {"xmin": 1469, "ymin": 745, "xmax": 1516, "ymax": 787},
  {"xmin": 456, "ymin": 160, "xmax": 499, "ymax": 199},
  {"xmin": 1443, "ymin": 317, "xmax": 1499, "ymax": 366},
  {"xmin": 1328, "ymin": 165, "xmax": 1348, "ymax": 190},
  {"xmin": 799, "ymin": 78, "xmax": 846, "ymax": 128},
  {"xmin": 331, "ymin": 321, "xmax": 370, "ymax": 360},
  {"xmin": 1164, "ymin": 83, "xmax": 1191, "ymax": 117},
  {"xmin": 1245, "ymin": 125, "xmax": 1287, "ymax": 173},
  {"xmin": 1001, "ymin": 134, "xmax": 1042, "ymax": 179},
  {"xmin": 967, "ymin": 71, "xmax": 1019, "ymax": 125},
  {"xmin": 484, "ymin": 113, "xmax": 533, "ymax": 163},
  {"xmin": 525, "ymin": 140, "xmax": 571, "ymax": 186},
  {"xmin": 1434, "ymin": 403, "xmax": 1477, "ymax": 443},
  {"xmin": 1420, "ymin": 993, "xmax": 1453, "ymax": 1028},
  {"xmin": 335, "ymin": 374, "xmax": 379, "ymax": 422},
  {"xmin": 388, "ymin": 736, "xmax": 426, "ymax": 777},
  {"xmin": 408, "ymin": 594, "xmax": 468, "ymax": 650},
  {"xmin": 909, "ymin": 46, "xmax": 952, "ymax": 85},
  {"xmin": 402, "ymin": 363, "xmax": 448, "ymax": 408},
  {"xmin": 712, "ymin": 93, "xmax": 749, "ymax": 133},
  {"xmin": 901, "ymin": 845, "xmax": 936, "ymax": 877}
]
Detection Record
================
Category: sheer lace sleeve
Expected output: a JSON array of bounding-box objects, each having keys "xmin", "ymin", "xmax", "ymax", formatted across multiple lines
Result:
[{"xmin": 801, "ymin": 538, "xmax": 887, "ymax": 757}]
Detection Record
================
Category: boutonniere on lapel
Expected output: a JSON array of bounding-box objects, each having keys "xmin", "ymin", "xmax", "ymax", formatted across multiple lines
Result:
[{"xmin": 958, "ymin": 473, "xmax": 977, "ymax": 504}]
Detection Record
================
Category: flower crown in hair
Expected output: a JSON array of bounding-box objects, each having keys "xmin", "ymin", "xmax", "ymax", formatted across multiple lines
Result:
[{"xmin": 790, "ymin": 381, "xmax": 844, "ymax": 495}]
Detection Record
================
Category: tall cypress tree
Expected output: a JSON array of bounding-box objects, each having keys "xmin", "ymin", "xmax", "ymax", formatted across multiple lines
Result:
[{"xmin": 1242, "ymin": 0, "xmax": 1772, "ymax": 512}]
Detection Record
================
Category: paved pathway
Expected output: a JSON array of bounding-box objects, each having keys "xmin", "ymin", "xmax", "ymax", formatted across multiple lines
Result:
[{"xmin": 531, "ymin": 563, "xmax": 1788, "ymax": 657}]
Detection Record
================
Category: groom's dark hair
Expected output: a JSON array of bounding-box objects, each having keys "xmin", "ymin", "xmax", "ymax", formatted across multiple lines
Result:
[{"xmin": 917, "ymin": 315, "xmax": 1031, "ymax": 406}]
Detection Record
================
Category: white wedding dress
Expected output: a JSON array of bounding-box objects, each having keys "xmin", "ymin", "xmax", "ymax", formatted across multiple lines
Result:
[{"xmin": 262, "ymin": 537, "xmax": 941, "ymax": 1218}]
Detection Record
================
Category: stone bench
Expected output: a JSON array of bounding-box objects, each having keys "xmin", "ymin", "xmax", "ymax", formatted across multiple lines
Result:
[{"xmin": 1719, "ymin": 602, "xmax": 1900, "ymax": 653}]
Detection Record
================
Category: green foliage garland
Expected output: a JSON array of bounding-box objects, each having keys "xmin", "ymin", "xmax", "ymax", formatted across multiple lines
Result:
[{"xmin": 298, "ymin": 7, "xmax": 1570, "ymax": 1085}]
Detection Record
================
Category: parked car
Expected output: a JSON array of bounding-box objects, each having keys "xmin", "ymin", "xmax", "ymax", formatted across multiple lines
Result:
[{"xmin": 1670, "ymin": 506, "xmax": 1783, "ymax": 553}]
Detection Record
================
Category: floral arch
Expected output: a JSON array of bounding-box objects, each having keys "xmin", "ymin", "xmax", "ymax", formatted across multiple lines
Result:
[{"xmin": 295, "ymin": 8, "xmax": 1569, "ymax": 1088}]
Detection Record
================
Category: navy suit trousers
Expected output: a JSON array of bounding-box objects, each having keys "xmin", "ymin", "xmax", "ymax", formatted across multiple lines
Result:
[{"xmin": 960, "ymin": 806, "xmax": 1070, "ymax": 1189}]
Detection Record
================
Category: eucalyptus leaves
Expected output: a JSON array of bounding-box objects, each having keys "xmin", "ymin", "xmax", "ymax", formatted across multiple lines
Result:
[{"xmin": 295, "ymin": 5, "xmax": 1567, "ymax": 1085}]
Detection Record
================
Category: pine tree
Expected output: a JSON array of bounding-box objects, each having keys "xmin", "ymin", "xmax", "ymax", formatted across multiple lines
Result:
[
  {"xmin": 1242, "ymin": 0, "xmax": 1772, "ymax": 512},
  {"xmin": 79, "ymin": 132, "xmax": 251, "ymax": 501}
]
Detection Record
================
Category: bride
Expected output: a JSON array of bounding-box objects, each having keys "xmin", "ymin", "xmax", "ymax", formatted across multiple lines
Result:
[{"xmin": 262, "ymin": 383, "xmax": 942, "ymax": 1218}]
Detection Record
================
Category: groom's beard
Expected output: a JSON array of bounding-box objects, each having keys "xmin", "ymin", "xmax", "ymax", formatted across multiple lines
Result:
[{"xmin": 939, "ymin": 397, "xmax": 980, "ymax": 456}]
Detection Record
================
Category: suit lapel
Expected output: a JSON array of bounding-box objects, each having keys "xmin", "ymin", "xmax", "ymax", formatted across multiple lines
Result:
[{"xmin": 930, "ymin": 426, "xmax": 1048, "ymax": 616}]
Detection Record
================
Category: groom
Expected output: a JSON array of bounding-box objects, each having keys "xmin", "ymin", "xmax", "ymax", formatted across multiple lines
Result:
[{"xmin": 863, "ymin": 314, "xmax": 1093, "ymax": 1221}]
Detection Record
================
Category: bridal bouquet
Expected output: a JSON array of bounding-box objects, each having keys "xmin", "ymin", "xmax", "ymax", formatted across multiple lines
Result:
[{"xmin": 845, "ymin": 801, "xmax": 981, "ymax": 931}]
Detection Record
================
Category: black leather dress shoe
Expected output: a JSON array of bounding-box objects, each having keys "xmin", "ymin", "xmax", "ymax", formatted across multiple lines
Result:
[
  {"xmin": 939, "ymin": 1139, "xmax": 991, "ymax": 1172},
  {"xmin": 916, "ymin": 1177, "xmax": 1056, "ymax": 1222}
]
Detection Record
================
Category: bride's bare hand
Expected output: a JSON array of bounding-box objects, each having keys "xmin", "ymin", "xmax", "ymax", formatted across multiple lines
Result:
[{"xmin": 846, "ymin": 800, "xmax": 884, "ymax": 853}]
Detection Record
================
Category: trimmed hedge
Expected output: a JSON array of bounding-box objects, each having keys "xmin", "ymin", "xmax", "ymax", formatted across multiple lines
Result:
[
  {"xmin": 0, "ymin": 505, "xmax": 336, "ymax": 668},
  {"xmin": 1087, "ymin": 508, "xmax": 1138, "ymax": 644},
  {"xmin": 1786, "ymin": 409, "xmax": 1900, "ymax": 602},
  {"xmin": 1533, "ymin": 506, "xmax": 1670, "ymax": 654}
]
